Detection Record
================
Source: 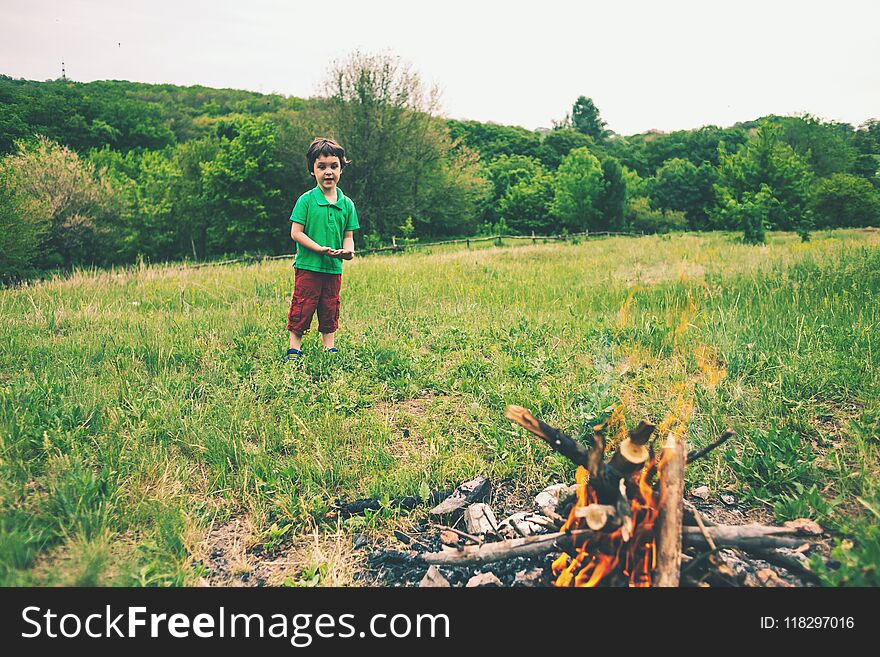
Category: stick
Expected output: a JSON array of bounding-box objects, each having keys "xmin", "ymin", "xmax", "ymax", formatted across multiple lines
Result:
[
  {"xmin": 401, "ymin": 524, "xmax": 817, "ymax": 568},
  {"xmin": 683, "ymin": 526, "xmax": 810, "ymax": 550},
  {"xmin": 436, "ymin": 525, "xmax": 481, "ymax": 545},
  {"xmin": 687, "ymin": 430, "xmax": 735, "ymax": 463},
  {"xmin": 654, "ymin": 433, "xmax": 686, "ymax": 587},
  {"xmin": 420, "ymin": 530, "xmax": 597, "ymax": 566},
  {"xmin": 608, "ymin": 420, "xmax": 655, "ymax": 475},
  {"xmin": 684, "ymin": 500, "xmax": 717, "ymax": 550},
  {"xmin": 505, "ymin": 405, "xmax": 590, "ymax": 467},
  {"xmin": 504, "ymin": 406, "xmax": 627, "ymax": 505}
]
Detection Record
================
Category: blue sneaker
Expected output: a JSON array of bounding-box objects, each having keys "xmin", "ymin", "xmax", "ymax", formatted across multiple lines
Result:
[
  {"xmin": 284, "ymin": 348, "xmax": 302, "ymax": 362},
  {"xmin": 325, "ymin": 347, "xmax": 338, "ymax": 353}
]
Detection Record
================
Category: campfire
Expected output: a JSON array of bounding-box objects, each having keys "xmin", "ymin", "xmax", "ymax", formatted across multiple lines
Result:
[
  {"xmin": 506, "ymin": 405, "xmax": 687, "ymax": 587},
  {"xmin": 369, "ymin": 404, "xmax": 823, "ymax": 588}
]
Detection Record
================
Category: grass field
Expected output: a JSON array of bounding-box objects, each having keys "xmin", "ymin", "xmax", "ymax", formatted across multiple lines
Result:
[{"xmin": 1, "ymin": 230, "xmax": 879, "ymax": 586}]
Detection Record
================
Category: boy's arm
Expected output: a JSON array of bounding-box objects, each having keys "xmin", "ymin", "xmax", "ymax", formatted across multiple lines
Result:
[
  {"xmin": 339, "ymin": 231, "xmax": 355, "ymax": 260},
  {"xmin": 291, "ymin": 222, "xmax": 331, "ymax": 254}
]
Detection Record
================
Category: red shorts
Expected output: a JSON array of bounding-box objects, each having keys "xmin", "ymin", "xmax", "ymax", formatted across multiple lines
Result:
[{"xmin": 286, "ymin": 268, "xmax": 342, "ymax": 335}]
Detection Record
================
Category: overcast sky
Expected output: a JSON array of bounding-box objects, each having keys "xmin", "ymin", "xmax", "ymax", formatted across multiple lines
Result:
[{"xmin": 2, "ymin": 0, "xmax": 878, "ymax": 135}]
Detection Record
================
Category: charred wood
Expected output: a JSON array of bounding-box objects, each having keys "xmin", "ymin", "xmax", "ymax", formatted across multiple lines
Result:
[
  {"xmin": 687, "ymin": 430, "xmax": 735, "ymax": 463},
  {"xmin": 420, "ymin": 530, "xmax": 597, "ymax": 566},
  {"xmin": 683, "ymin": 525, "xmax": 812, "ymax": 550}
]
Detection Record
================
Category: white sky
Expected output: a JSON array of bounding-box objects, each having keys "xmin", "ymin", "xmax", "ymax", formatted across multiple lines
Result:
[{"xmin": 2, "ymin": 0, "xmax": 878, "ymax": 135}]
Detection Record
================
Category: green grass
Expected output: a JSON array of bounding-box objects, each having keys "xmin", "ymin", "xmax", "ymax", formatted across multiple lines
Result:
[{"xmin": 1, "ymin": 229, "xmax": 879, "ymax": 586}]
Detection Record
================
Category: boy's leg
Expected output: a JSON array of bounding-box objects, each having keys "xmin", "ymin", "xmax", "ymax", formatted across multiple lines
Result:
[
  {"xmin": 316, "ymin": 273, "xmax": 342, "ymax": 350},
  {"xmin": 286, "ymin": 269, "xmax": 321, "ymax": 351},
  {"xmin": 289, "ymin": 331, "xmax": 303, "ymax": 351}
]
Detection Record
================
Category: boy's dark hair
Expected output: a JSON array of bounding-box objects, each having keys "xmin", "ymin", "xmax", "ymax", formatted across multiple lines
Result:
[{"xmin": 306, "ymin": 137, "xmax": 350, "ymax": 174}]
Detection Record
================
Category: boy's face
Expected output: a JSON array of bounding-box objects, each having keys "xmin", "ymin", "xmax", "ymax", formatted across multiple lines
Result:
[{"xmin": 311, "ymin": 154, "xmax": 342, "ymax": 193}]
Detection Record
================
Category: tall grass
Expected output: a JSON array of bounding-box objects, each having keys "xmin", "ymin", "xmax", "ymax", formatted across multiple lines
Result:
[{"xmin": 1, "ymin": 229, "xmax": 878, "ymax": 585}]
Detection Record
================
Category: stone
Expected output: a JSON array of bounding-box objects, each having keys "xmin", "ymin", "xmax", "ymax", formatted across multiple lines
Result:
[
  {"xmin": 498, "ymin": 511, "xmax": 551, "ymax": 539},
  {"xmin": 429, "ymin": 475, "xmax": 491, "ymax": 516},
  {"xmin": 691, "ymin": 485, "xmax": 710, "ymax": 500},
  {"xmin": 465, "ymin": 572, "xmax": 503, "ymax": 587},
  {"xmin": 419, "ymin": 565, "xmax": 451, "ymax": 587},
  {"xmin": 464, "ymin": 503, "xmax": 499, "ymax": 536}
]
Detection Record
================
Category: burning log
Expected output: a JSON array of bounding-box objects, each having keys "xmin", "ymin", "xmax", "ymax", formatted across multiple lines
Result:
[
  {"xmin": 404, "ymin": 524, "xmax": 816, "ymax": 569},
  {"xmin": 505, "ymin": 406, "xmax": 642, "ymax": 507},
  {"xmin": 574, "ymin": 504, "xmax": 621, "ymax": 531},
  {"xmin": 654, "ymin": 433, "xmax": 686, "ymax": 587},
  {"xmin": 608, "ymin": 420, "xmax": 655, "ymax": 475}
]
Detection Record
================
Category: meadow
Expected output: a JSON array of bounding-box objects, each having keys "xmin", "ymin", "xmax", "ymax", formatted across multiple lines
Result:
[{"xmin": 1, "ymin": 230, "xmax": 878, "ymax": 586}]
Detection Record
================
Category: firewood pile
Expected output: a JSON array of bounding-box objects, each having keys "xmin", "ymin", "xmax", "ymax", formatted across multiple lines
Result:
[{"xmin": 368, "ymin": 405, "xmax": 824, "ymax": 587}]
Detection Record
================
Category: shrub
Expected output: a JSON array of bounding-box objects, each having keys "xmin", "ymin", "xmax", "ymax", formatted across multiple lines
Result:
[
  {"xmin": 0, "ymin": 165, "xmax": 50, "ymax": 283},
  {"xmin": 810, "ymin": 173, "xmax": 880, "ymax": 228},
  {"xmin": 726, "ymin": 427, "xmax": 817, "ymax": 506},
  {"xmin": 624, "ymin": 197, "xmax": 686, "ymax": 234}
]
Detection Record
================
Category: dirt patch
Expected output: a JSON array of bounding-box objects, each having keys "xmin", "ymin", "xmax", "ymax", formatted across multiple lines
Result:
[
  {"xmin": 373, "ymin": 394, "xmax": 453, "ymax": 460},
  {"xmin": 686, "ymin": 493, "xmax": 774, "ymax": 526},
  {"xmin": 194, "ymin": 516, "xmax": 362, "ymax": 587}
]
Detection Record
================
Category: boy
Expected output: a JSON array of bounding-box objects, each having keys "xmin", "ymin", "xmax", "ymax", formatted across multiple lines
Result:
[{"xmin": 285, "ymin": 137, "xmax": 359, "ymax": 361}]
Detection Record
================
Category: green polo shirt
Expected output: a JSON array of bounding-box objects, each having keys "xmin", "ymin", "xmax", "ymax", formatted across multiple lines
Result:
[{"xmin": 290, "ymin": 186, "xmax": 360, "ymax": 274}]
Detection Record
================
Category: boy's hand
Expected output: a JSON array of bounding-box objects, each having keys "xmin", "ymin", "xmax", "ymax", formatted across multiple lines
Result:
[{"xmin": 337, "ymin": 249, "xmax": 354, "ymax": 260}]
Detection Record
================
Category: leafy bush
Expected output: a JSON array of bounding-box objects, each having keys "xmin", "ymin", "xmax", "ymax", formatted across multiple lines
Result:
[
  {"xmin": 3, "ymin": 136, "xmax": 122, "ymax": 269},
  {"xmin": 810, "ymin": 173, "xmax": 880, "ymax": 228},
  {"xmin": 0, "ymin": 165, "xmax": 50, "ymax": 283},
  {"xmin": 726, "ymin": 427, "xmax": 817, "ymax": 506},
  {"xmin": 811, "ymin": 521, "xmax": 880, "ymax": 586},
  {"xmin": 624, "ymin": 197, "xmax": 686, "ymax": 234}
]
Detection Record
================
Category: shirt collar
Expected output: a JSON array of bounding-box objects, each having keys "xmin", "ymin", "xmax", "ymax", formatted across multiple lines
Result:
[{"xmin": 312, "ymin": 185, "xmax": 345, "ymax": 208}]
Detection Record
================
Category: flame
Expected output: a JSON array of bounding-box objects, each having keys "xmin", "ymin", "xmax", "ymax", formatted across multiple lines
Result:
[{"xmin": 554, "ymin": 456, "xmax": 660, "ymax": 588}]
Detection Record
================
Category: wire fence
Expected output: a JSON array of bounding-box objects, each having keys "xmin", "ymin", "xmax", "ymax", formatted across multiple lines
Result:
[{"xmin": 186, "ymin": 229, "xmax": 643, "ymax": 269}]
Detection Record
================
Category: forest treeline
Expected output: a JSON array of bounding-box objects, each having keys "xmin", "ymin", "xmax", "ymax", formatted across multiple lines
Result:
[{"xmin": 1, "ymin": 52, "xmax": 879, "ymax": 281}]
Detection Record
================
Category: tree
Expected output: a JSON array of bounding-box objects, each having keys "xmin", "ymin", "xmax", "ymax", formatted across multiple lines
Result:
[
  {"xmin": 550, "ymin": 147, "xmax": 604, "ymax": 232},
  {"xmin": 640, "ymin": 126, "xmax": 749, "ymax": 173},
  {"xmin": 571, "ymin": 96, "xmax": 608, "ymax": 141},
  {"xmin": 773, "ymin": 114, "xmax": 856, "ymax": 178},
  {"xmin": 595, "ymin": 156, "xmax": 626, "ymax": 231},
  {"xmin": 715, "ymin": 122, "xmax": 814, "ymax": 232},
  {"xmin": 625, "ymin": 197, "xmax": 687, "ymax": 235},
  {"xmin": 200, "ymin": 116, "xmax": 284, "ymax": 254},
  {"xmin": 323, "ymin": 51, "xmax": 488, "ymax": 239},
  {"xmin": 446, "ymin": 119, "xmax": 544, "ymax": 162},
  {"xmin": 498, "ymin": 172, "xmax": 556, "ymax": 234},
  {"xmin": 711, "ymin": 184, "xmax": 776, "ymax": 243},
  {"xmin": 4, "ymin": 136, "xmax": 121, "ymax": 269},
  {"xmin": 0, "ymin": 164, "xmax": 50, "ymax": 282},
  {"xmin": 650, "ymin": 158, "xmax": 718, "ymax": 230},
  {"xmin": 540, "ymin": 128, "xmax": 593, "ymax": 168},
  {"xmin": 810, "ymin": 173, "xmax": 880, "ymax": 228}
]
